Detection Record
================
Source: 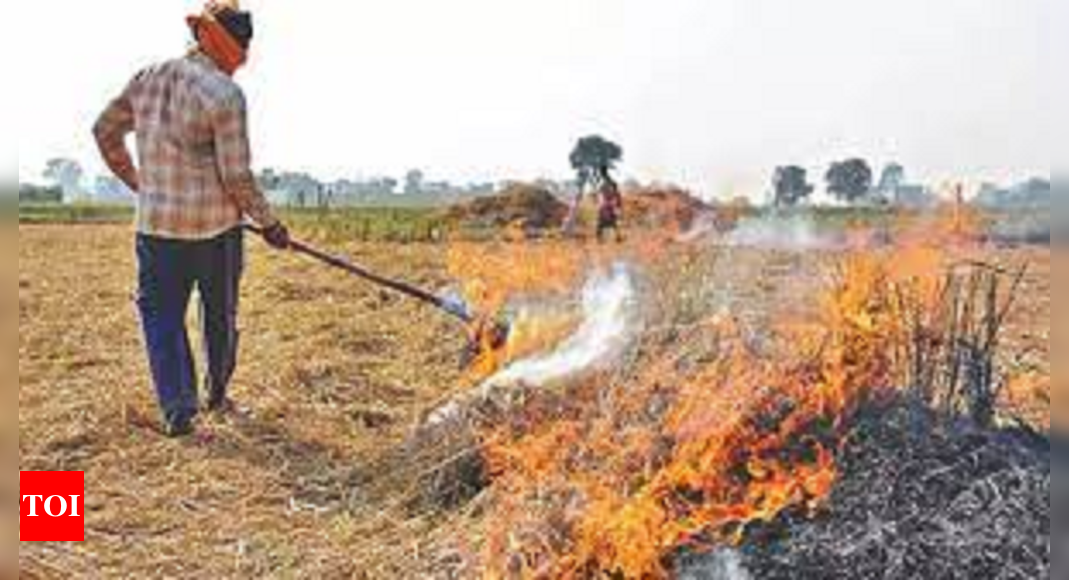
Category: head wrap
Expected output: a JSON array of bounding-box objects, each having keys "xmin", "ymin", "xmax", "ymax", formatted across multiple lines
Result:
[{"xmin": 187, "ymin": 1, "xmax": 253, "ymax": 76}]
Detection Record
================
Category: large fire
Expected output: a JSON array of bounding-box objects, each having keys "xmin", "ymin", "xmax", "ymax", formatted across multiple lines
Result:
[
  {"xmin": 478, "ymin": 251, "xmax": 909, "ymax": 578},
  {"xmin": 438, "ymin": 203, "xmax": 1039, "ymax": 579}
]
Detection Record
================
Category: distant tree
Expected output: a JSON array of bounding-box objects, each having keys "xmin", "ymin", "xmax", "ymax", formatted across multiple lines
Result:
[
  {"xmin": 381, "ymin": 177, "xmax": 399, "ymax": 196},
  {"xmin": 404, "ymin": 170, "xmax": 425, "ymax": 196},
  {"xmin": 826, "ymin": 159, "xmax": 874, "ymax": 204},
  {"xmin": 772, "ymin": 166, "xmax": 815, "ymax": 207},
  {"xmin": 873, "ymin": 163, "xmax": 906, "ymax": 205},
  {"xmin": 877, "ymin": 163, "xmax": 906, "ymax": 193},
  {"xmin": 43, "ymin": 158, "xmax": 85, "ymax": 202},
  {"xmin": 272, "ymin": 172, "xmax": 321, "ymax": 207},
  {"xmin": 569, "ymin": 135, "xmax": 624, "ymax": 191},
  {"xmin": 94, "ymin": 175, "xmax": 132, "ymax": 201},
  {"xmin": 258, "ymin": 168, "xmax": 281, "ymax": 190},
  {"xmin": 18, "ymin": 183, "xmax": 63, "ymax": 204},
  {"xmin": 315, "ymin": 183, "xmax": 334, "ymax": 209}
]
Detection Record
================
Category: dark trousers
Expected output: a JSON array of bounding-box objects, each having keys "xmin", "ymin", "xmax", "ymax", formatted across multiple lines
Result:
[{"xmin": 136, "ymin": 228, "xmax": 244, "ymax": 427}]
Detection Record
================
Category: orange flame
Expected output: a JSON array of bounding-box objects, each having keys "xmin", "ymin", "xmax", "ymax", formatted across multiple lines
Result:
[
  {"xmin": 451, "ymin": 235, "xmax": 679, "ymax": 382},
  {"xmin": 474, "ymin": 206, "xmax": 1026, "ymax": 578},
  {"xmin": 481, "ymin": 251, "xmax": 908, "ymax": 578}
]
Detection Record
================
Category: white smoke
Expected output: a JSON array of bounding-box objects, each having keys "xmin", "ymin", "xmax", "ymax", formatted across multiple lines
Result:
[
  {"xmin": 677, "ymin": 549, "xmax": 753, "ymax": 580},
  {"xmin": 481, "ymin": 263, "xmax": 639, "ymax": 393},
  {"xmin": 675, "ymin": 212, "xmax": 720, "ymax": 243},
  {"xmin": 725, "ymin": 213, "xmax": 839, "ymax": 251},
  {"xmin": 424, "ymin": 264, "xmax": 639, "ymax": 428}
]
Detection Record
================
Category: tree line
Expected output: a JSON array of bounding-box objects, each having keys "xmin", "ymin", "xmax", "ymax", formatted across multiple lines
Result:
[{"xmin": 773, "ymin": 159, "xmax": 891, "ymax": 207}]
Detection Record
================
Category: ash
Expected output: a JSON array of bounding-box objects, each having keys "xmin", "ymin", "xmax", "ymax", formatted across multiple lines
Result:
[
  {"xmin": 677, "ymin": 549, "xmax": 753, "ymax": 580},
  {"xmin": 685, "ymin": 402, "xmax": 1049, "ymax": 580}
]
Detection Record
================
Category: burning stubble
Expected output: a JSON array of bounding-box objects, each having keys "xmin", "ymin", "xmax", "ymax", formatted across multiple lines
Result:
[
  {"xmin": 476, "ymin": 207, "xmax": 1048, "ymax": 578},
  {"xmin": 724, "ymin": 212, "xmax": 840, "ymax": 251},
  {"xmin": 427, "ymin": 264, "xmax": 640, "ymax": 427},
  {"xmin": 481, "ymin": 263, "xmax": 639, "ymax": 393}
]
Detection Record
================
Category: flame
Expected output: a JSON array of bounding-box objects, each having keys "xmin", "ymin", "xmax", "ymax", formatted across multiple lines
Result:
[
  {"xmin": 473, "ymin": 206, "xmax": 1032, "ymax": 579},
  {"xmin": 481, "ymin": 252, "xmax": 906, "ymax": 578},
  {"xmin": 449, "ymin": 241, "xmax": 587, "ymax": 382},
  {"xmin": 451, "ymin": 236, "xmax": 677, "ymax": 382}
]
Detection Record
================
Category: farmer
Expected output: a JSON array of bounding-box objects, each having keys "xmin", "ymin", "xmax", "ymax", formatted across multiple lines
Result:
[
  {"xmin": 93, "ymin": 0, "xmax": 290, "ymax": 437},
  {"xmin": 595, "ymin": 167, "xmax": 624, "ymax": 243}
]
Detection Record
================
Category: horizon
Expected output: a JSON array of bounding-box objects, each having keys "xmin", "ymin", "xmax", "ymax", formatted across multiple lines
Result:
[{"xmin": 16, "ymin": 0, "xmax": 1056, "ymax": 200}]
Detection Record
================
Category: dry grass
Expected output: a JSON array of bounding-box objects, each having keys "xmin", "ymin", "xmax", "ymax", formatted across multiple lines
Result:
[
  {"xmin": 18, "ymin": 224, "xmax": 474, "ymax": 577},
  {"xmin": 18, "ymin": 224, "xmax": 1049, "ymax": 578}
]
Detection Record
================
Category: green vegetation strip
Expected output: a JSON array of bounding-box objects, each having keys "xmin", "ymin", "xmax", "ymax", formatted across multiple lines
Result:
[{"xmin": 18, "ymin": 204, "xmax": 448, "ymax": 243}]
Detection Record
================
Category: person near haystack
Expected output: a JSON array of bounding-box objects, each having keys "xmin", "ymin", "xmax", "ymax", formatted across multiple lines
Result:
[
  {"xmin": 93, "ymin": 1, "xmax": 290, "ymax": 437},
  {"xmin": 596, "ymin": 167, "xmax": 624, "ymax": 243}
]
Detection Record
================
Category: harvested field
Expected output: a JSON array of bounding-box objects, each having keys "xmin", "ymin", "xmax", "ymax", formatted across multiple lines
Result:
[{"xmin": 18, "ymin": 222, "xmax": 1049, "ymax": 578}]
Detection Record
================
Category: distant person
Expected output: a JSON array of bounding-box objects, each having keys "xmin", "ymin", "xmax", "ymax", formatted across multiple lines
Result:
[
  {"xmin": 93, "ymin": 0, "xmax": 291, "ymax": 437},
  {"xmin": 596, "ymin": 167, "xmax": 624, "ymax": 243}
]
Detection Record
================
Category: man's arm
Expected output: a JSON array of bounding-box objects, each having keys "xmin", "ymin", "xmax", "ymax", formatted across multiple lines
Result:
[
  {"xmin": 92, "ymin": 85, "xmax": 139, "ymax": 192},
  {"xmin": 212, "ymin": 91, "xmax": 281, "ymax": 229}
]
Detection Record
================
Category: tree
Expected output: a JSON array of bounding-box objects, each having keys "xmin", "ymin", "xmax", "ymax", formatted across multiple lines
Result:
[
  {"xmin": 772, "ymin": 166, "xmax": 814, "ymax": 207},
  {"xmin": 877, "ymin": 163, "xmax": 906, "ymax": 193},
  {"xmin": 257, "ymin": 168, "xmax": 281, "ymax": 191},
  {"xmin": 826, "ymin": 159, "xmax": 874, "ymax": 204},
  {"xmin": 565, "ymin": 135, "xmax": 624, "ymax": 234},
  {"xmin": 43, "ymin": 158, "xmax": 85, "ymax": 202},
  {"xmin": 381, "ymin": 177, "xmax": 399, "ymax": 196},
  {"xmin": 569, "ymin": 135, "xmax": 624, "ymax": 191},
  {"xmin": 272, "ymin": 172, "xmax": 321, "ymax": 208},
  {"xmin": 94, "ymin": 175, "xmax": 132, "ymax": 202},
  {"xmin": 315, "ymin": 183, "xmax": 334, "ymax": 210},
  {"xmin": 18, "ymin": 183, "xmax": 63, "ymax": 204},
  {"xmin": 404, "ymin": 170, "xmax": 425, "ymax": 196}
]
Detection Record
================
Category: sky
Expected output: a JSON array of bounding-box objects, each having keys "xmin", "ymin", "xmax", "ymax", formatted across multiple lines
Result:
[{"xmin": 13, "ymin": 0, "xmax": 1054, "ymax": 199}]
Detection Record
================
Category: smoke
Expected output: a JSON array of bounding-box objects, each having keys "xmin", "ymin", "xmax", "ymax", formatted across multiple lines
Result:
[
  {"xmin": 725, "ymin": 212, "xmax": 840, "ymax": 251},
  {"xmin": 481, "ymin": 263, "xmax": 639, "ymax": 392},
  {"xmin": 424, "ymin": 264, "xmax": 639, "ymax": 428},
  {"xmin": 989, "ymin": 213, "xmax": 1051, "ymax": 246},
  {"xmin": 675, "ymin": 212, "xmax": 720, "ymax": 243},
  {"xmin": 676, "ymin": 549, "xmax": 753, "ymax": 580}
]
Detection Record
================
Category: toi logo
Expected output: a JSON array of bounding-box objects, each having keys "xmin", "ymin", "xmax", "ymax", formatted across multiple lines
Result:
[{"xmin": 20, "ymin": 472, "xmax": 85, "ymax": 542}]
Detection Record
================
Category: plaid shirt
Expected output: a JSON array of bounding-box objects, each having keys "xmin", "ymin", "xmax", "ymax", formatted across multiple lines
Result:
[{"xmin": 94, "ymin": 51, "xmax": 278, "ymax": 240}]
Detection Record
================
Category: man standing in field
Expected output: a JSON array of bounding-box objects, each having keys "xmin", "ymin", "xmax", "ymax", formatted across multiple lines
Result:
[{"xmin": 93, "ymin": 0, "xmax": 290, "ymax": 437}]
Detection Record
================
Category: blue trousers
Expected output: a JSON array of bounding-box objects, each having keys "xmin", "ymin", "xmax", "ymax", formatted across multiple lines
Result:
[{"xmin": 136, "ymin": 228, "xmax": 244, "ymax": 427}]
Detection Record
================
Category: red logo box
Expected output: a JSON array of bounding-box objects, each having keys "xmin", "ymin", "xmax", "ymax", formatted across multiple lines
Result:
[{"xmin": 20, "ymin": 472, "xmax": 85, "ymax": 542}]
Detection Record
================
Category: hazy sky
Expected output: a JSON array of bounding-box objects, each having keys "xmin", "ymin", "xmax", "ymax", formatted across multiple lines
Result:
[{"xmin": 15, "ymin": 0, "xmax": 1053, "ymax": 198}]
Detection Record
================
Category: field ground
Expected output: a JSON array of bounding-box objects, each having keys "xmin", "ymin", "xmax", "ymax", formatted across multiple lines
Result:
[{"xmin": 18, "ymin": 222, "xmax": 1049, "ymax": 577}]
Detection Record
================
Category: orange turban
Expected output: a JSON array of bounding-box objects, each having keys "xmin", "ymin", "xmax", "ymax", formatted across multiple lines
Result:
[{"xmin": 187, "ymin": 2, "xmax": 250, "ymax": 76}]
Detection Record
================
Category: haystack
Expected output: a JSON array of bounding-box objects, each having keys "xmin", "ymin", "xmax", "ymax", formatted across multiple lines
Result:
[
  {"xmin": 443, "ymin": 184, "xmax": 569, "ymax": 231},
  {"xmin": 623, "ymin": 187, "xmax": 711, "ymax": 231}
]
